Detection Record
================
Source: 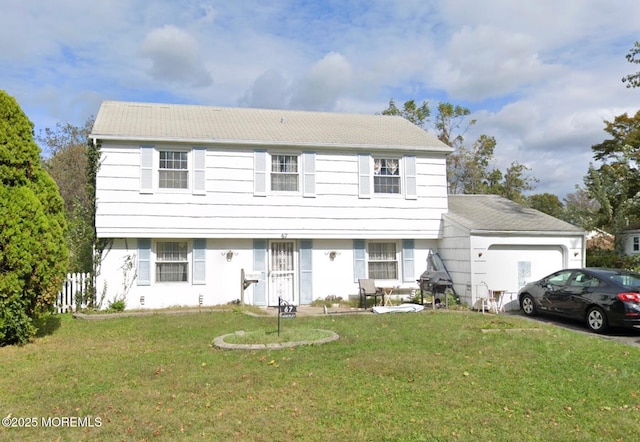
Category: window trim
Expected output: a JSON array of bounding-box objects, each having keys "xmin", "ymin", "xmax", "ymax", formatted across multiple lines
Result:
[
  {"xmin": 373, "ymin": 157, "xmax": 402, "ymax": 195},
  {"xmin": 270, "ymin": 152, "xmax": 301, "ymax": 194},
  {"xmin": 366, "ymin": 240, "xmax": 399, "ymax": 281},
  {"xmin": 158, "ymin": 149, "xmax": 190, "ymax": 191},
  {"xmin": 154, "ymin": 240, "xmax": 190, "ymax": 284}
]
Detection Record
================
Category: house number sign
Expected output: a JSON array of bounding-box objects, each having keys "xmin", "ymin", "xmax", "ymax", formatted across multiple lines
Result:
[
  {"xmin": 277, "ymin": 297, "xmax": 296, "ymax": 336},
  {"xmin": 280, "ymin": 304, "xmax": 297, "ymax": 316}
]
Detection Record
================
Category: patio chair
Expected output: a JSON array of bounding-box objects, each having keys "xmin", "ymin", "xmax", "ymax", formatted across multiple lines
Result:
[
  {"xmin": 359, "ymin": 279, "xmax": 383, "ymax": 309},
  {"xmin": 476, "ymin": 282, "xmax": 498, "ymax": 314}
]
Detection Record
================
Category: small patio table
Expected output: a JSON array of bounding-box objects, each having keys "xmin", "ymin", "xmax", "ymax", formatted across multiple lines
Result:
[{"xmin": 378, "ymin": 287, "xmax": 395, "ymax": 306}]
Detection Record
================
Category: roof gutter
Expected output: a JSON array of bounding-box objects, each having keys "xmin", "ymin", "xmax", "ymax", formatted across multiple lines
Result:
[
  {"xmin": 88, "ymin": 134, "xmax": 455, "ymax": 154},
  {"xmin": 467, "ymin": 229, "xmax": 587, "ymax": 237}
]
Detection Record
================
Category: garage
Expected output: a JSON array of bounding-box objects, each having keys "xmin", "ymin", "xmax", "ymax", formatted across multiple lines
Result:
[{"xmin": 439, "ymin": 194, "xmax": 586, "ymax": 310}]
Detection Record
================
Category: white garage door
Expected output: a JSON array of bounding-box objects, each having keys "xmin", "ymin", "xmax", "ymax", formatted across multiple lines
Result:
[{"xmin": 485, "ymin": 245, "xmax": 565, "ymax": 293}]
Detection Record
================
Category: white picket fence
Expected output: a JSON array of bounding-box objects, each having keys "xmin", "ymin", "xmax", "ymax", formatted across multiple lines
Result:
[{"xmin": 56, "ymin": 272, "xmax": 95, "ymax": 313}]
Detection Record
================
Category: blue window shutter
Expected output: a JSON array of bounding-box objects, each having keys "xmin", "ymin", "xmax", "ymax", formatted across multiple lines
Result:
[
  {"xmin": 140, "ymin": 145, "xmax": 154, "ymax": 193},
  {"xmin": 254, "ymin": 151, "xmax": 267, "ymax": 196},
  {"xmin": 193, "ymin": 147, "xmax": 206, "ymax": 195},
  {"xmin": 302, "ymin": 152, "xmax": 316, "ymax": 197},
  {"xmin": 253, "ymin": 240, "xmax": 267, "ymax": 306},
  {"xmin": 404, "ymin": 156, "xmax": 417, "ymax": 200},
  {"xmin": 353, "ymin": 239, "xmax": 366, "ymax": 282},
  {"xmin": 300, "ymin": 240, "xmax": 313, "ymax": 304},
  {"xmin": 192, "ymin": 239, "xmax": 206, "ymax": 285},
  {"xmin": 358, "ymin": 154, "xmax": 371, "ymax": 198},
  {"xmin": 137, "ymin": 238, "xmax": 151, "ymax": 286},
  {"xmin": 402, "ymin": 239, "xmax": 415, "ymax": 282}
]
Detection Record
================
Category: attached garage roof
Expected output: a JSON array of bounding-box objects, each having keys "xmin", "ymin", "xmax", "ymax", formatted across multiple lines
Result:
[
  {"xmin": 445, "ymin": 194, "xmax": 584, "ymax": 234},
  {"xmin": 90, "ymin": 100, "xmax": 453, "ymax": 153}
]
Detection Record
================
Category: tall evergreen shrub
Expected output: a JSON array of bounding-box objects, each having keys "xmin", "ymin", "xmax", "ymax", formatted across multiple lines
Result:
[{"xmin": 0, "ymin": 90, "xmax": 68, "ymax": 345}]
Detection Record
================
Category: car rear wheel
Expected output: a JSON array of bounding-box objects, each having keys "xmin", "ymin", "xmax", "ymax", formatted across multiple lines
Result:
[
  {"xmin": 520, "ymin": 294, "xmax": 537, "ymax": 316},
  {"xmin": 586, "ymin": 306, "xmax": 608, "ymax": 334}
]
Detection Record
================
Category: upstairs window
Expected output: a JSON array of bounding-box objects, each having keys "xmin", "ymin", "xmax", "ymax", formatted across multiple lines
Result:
[
  {"xmin": 271, "ymin": 154, "xmax": 299, "ymax": 192},
  {"xmin": 374, "ymin": 158, "xmax": 400, "ymax": 194},
  {"xmin": 156, "ymin": 241, "xmax": 188, "ymax": 282},
  {"xmin": 159, "ymin": 151, "xmax": 188, "ymax": 189},
  {"xmin": 368, "ymin": 242, "xmax": 398, "ymax": 279}
]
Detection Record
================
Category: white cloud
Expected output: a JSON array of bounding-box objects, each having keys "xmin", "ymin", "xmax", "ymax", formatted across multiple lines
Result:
[
  {"xmin": 139, "ymin": 25, "xmax": 212, "ymax": 87},
  {"xmin": 239, "ymin": 70, "xmax": 291, "ymax": 109},
  {"xmin": 290, "ymin": 52, "xmax": 353, "ymax": 111},
  {"xmin": 433, "ymin": 25, "xmax": 559, "ymax": 100}
]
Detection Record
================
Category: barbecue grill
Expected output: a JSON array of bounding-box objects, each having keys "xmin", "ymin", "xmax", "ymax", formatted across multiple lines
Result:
[{"xmin": 417, "ymin": 270, "xmax": 453, "ymax": 309}]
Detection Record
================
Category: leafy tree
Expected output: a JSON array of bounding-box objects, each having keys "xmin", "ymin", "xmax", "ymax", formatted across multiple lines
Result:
[
  {"xmin": 381, "ymin": 99, "xmax": 430, "ymax": 129},
  {"xmin": 447, "ymin": 134, "xmax": 496, "ymax": 194},
  {"xmin": 585, "ymin": 110, "xmax": 640, "ymax": 240},
  {"xmin": 39, "ymin": 120, "xmax": 93, "ymax": 213},
  {"xmin": 495, "ymin": 162, "xmax": 539, "ymax": 204},
  {"xmin": 527, "ymin": 193, "xmax": 564, "ymax": 218},
  {"xmin": 0, "ymin": 90, "xmax": 68, "ymax": 345},
  {"xmin": 591, "ymin": 110, "xmax": 640, "ymax": 162},
  {"xmin": 561, "ymin": 186, "xmax": 600, "ymax": 230},
  {"xmin": 433, "ymin": 102, "xmax": 476, "ymax": 149},
  {"xmin": 584, "ymin": 163, "xmax": 640, "ymax": 243},
  {"xmin": 38, "ymin": 118, "xmax": 95, "ymax": 273},
  {"xmin": 622, "ymin": 41, "xmax": 640, "ymax": 88}
]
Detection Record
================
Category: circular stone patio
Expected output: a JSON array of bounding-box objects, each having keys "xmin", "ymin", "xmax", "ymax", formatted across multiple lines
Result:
[{"xmin": 212, "ymin": 329, "xmax": 339, "ymax": 350}]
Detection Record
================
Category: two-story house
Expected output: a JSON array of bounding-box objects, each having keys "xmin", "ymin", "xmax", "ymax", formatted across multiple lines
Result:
[
  {"xmin": 90, "ymin": 101, "xmax": 454, "ymax": 309},
  {"xmin": 90, "ymin": 100, "xmax": 586, "ymax": 310}
]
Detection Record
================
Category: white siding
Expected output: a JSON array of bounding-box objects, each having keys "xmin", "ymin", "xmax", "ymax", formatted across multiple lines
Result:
[
  {"xmin": 96, "ymin": 144, "xmax": 449, "ymax": 239},
  {"xmin": 97, "ymin": 238, "xmax": 437, "ymax": 309},
  {"xmin": 438, "ymin": 219, "xmax": 472, "ymax": 304}
]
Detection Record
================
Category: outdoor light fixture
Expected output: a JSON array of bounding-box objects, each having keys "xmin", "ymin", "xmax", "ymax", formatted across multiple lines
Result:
[
  {"xmin": 326, "ymin": 251, "xmax": 340, "ymax": 261},
  {"xmin": 224, "ymin": 250, "xmax": 235, "ymax": 262}
]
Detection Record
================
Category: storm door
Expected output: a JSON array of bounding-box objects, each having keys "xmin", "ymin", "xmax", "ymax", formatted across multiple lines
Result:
[{"xmin": 268, "ymin": 241, "xmax": 296, "ymax": 305}]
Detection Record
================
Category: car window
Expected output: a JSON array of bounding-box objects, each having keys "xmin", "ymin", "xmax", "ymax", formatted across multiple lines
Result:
[
  {"xmin": 570, "ymin": 272, "xmax": 600, "ymax": 288},
  {"xmin": 545, "ymin": 270, "xmax": 573, "ymax": 287},
  {"xmin": 609, "ymin": 271, "xmax": 640, "ymax": 290},
  {"xmin": 586, "ymin": 277, "xmax": 601, "ymax": 288}
]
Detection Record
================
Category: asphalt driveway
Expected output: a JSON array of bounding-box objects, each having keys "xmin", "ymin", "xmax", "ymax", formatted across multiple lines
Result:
[{"xmin": 510, "ymin": 311, "xmax": 640, "ymax": 348}]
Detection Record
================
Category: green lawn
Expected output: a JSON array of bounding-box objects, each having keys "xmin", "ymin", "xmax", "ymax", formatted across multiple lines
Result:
[{"xmin": 1, "ymin": 310, "xmax": 639, "ymax": 441}]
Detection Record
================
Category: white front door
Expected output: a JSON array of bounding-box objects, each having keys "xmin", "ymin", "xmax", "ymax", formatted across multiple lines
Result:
[{"xmin": 269, "ymin": 241, "xmax": 296, "ymax": 305}]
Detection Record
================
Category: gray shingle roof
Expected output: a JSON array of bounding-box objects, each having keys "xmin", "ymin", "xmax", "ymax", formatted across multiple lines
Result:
[
  {"xmin": 446, "ymin": 194, "xmax": 584, "ymax": 234},
  {"xmin": 90, "ymin": 100, "xmax": 452, "ymax": 152}
]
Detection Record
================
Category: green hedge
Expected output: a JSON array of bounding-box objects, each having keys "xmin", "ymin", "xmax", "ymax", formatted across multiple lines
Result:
[{"xmin": 586, "ymin": 249, "xmax": 640, "ymax": 271}]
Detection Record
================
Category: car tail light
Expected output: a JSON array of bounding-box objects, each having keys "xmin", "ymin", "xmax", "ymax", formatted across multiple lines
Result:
[{"xmin": 617, "ymin": 292, "xmax": 640, "ymax": 302}]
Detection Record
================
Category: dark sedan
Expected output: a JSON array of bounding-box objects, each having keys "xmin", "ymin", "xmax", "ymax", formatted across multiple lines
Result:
[{"xmin": 518, "ymin": 268, "xmax": 640, "ymax": 333}]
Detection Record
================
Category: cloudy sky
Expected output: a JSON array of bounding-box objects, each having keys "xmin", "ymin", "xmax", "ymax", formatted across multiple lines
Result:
[{"xmin": 2, "ymin": 0, "xmax": 640, "ymax": 199}]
